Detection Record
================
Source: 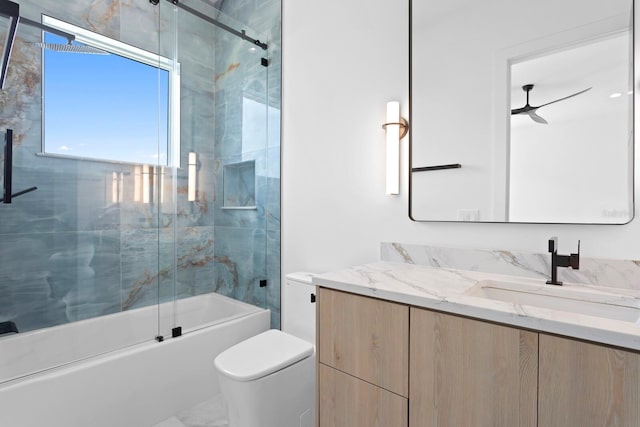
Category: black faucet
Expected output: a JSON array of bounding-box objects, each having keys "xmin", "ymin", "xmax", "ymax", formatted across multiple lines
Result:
[{"xmin": 546, "ymin": 237, "xmax": 580, "ymax": 286}]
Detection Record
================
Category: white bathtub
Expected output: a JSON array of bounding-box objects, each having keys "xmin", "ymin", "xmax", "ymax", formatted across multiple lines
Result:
[{"xmin": 0, "ymin": 293, "xmax": 271, "ymax": 427}]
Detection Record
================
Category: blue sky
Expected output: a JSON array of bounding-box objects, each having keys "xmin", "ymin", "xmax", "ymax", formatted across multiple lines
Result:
[{"xmin": 43, "ymin": 33, "xmax": 169, "ymax": 165}]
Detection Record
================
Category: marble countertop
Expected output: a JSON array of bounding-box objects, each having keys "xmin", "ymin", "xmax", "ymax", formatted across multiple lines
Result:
[{"xmin": 312, "ymin": 262, "xmax": 640, "ymax": 351}]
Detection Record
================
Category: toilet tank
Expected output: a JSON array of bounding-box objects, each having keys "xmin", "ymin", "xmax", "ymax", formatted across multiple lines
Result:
[{"xmin": 282, "ymin": 272, "xmax": 317, "ymax": 345}]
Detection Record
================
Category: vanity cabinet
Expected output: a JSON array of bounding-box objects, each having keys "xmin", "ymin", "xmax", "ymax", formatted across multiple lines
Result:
[
  {"xmin": 538, "ymin": 334, "xmax": 640, "ymax": 427},
  {"xmin": 318, "ymin": 363, "xmax": 408, "ymax": 427},
  {"xmin": 409, "ymin": 307, "xmax": 538, "ymax": 427},
  {"xmin": 317, "ymin": 287, "xmax": 640, "ymax": 427},
  {"xmin": 317, "ymin": 287, "xmax": 408, "ymax": 427}
]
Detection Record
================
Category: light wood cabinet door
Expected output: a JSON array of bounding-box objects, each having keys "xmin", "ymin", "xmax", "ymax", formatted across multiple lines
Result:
[
  {"xmin": 410, "ymin": 308, "xmax": 538, "ymax": 427},
  {"xmin": 318, "ymin": 363, "xmax": 408, "ymax": 427},
  {"xmin": 538, "ymin": 334, "xmax": 640, "ymax": 427},
  {"xmin": 318, "ymin": 287, "xmax": 409, "ymax": 396}
]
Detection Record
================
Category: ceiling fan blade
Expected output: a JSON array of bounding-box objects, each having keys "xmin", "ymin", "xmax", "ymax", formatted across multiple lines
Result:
[
  {"xmin": 511, "ymin": 106, "xmax": 533, "ymax": 115},
  {"xmin": 537, "ymin": 87, "xmax": 592, "ymax": 108},
  {"xmin": 528, "ymin": 111, "xmax": 548, "ymax": 124}
]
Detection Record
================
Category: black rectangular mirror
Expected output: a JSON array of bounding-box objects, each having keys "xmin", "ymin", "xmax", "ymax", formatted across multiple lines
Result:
[{"xmin": 410, "ymin": 0, "xmax": 634, "ymax": 224}]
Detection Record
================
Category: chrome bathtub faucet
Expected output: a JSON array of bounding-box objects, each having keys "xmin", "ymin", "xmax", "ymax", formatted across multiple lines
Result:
[{"xmin": 546, "ymin": 237, "xmax": 580, "ymax": 286}]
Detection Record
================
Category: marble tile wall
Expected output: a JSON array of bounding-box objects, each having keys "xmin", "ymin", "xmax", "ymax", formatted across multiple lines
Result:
[
  {"xmin": 213, "ymin": 0, "xmax": 282, "ymax": 328},
  {"xmin": 0, "ymin": 0, "xmax": 281, "ymax": 334},
  {"xmin": 381, "ymin": 242, "xmax": 640, "ymax": 290}
]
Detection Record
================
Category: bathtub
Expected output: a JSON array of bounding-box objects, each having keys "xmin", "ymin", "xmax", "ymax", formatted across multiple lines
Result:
[{"xmin": 0, "ymin": 293, "xmax": 271, "ymax": 427}]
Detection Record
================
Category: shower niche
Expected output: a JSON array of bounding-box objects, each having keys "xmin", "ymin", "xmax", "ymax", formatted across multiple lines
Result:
[{"xmin": 222, "ymin": 160, "xmax": 256, "ymax": 209}]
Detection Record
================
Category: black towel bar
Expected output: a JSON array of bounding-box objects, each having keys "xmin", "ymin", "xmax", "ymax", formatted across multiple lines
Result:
[{"xmin": 412, "ymin": 163, "xmax": 462, "ymax": 173}]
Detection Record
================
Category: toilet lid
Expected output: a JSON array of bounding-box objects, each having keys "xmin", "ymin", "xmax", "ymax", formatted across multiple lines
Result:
[{"xmin": 214, "ymin": 329, "xmax": 314, "ymax": 382}]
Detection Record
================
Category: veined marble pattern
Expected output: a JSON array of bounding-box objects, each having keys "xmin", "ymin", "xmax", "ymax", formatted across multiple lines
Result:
[
  {"xmin": 381, "ymin": 242, "xmax": 640, "ymax": 291},
  {"xmin": 313, "ymin": 261, "xmax": 640, "ymax": 351},
  {"xmin": 1, "ymin": 0, "xmax": 281, "ymax": 337},
  {"xmin": 213, "ymin": 0, "xmax": 282, "ymax": 326}
]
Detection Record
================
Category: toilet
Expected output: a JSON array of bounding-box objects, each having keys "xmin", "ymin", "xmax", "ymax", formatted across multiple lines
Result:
[{"xmin": 214, "ymin": 272, "xmax": 317, "ymax": 427}]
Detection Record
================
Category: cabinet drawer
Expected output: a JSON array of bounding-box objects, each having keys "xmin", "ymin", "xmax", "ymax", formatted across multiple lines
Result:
[
  {"xmin": 319, "ymin": 363, "xmax": 408, "ymax": 427},
  {"xmin": 318, "ymin": 287, "xmax": 408, "ymax": 396}
]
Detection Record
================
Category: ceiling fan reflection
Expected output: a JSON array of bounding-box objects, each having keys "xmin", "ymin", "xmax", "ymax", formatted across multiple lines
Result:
[{"xmin": 511, "ymin": 84, "xmax": 592, "ymax": 124}]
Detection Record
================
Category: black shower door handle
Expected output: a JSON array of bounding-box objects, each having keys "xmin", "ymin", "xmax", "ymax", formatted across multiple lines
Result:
[
  {"xmin": 3, "ymin": 128, "xmax": 37, "ymax": 204},
  {"xmin": 3, "ymin": 128, "xmax": 12, "ymax": 203}
]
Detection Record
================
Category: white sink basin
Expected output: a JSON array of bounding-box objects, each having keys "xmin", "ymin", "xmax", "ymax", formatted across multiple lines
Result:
[{"xmin": 465, "ymin": 279, "xmax": 640, "ymax": 323}]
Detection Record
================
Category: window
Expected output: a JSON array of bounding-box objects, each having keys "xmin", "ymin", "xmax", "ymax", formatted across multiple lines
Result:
[{"xmin": 41, "ymin": 16, "xmax": 180, "ymax": 166}]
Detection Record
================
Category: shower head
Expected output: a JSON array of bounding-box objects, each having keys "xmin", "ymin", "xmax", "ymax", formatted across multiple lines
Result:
[
  {"xmin": 30, "ymin": 42, "xmax": 108, "ymax": 54},
  {"xmin": 21, "ymin": 15, "xmax": 108, "ymax": 55}
]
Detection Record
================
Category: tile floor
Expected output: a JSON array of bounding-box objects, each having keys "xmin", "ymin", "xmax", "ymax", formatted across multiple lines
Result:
[{"xmin": 153, "ymin": 394, "xmax": 228, "ymax": 427}]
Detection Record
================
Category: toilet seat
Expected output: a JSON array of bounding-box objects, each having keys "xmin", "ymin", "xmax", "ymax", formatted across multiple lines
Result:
[{"xmin": 214, "ymin": 329, "xmax": 314, "ymax": 382}]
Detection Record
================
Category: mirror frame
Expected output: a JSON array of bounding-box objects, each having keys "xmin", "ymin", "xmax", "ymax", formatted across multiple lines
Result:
[{"xmin": 408, "ymin": 0, "xmax": 636, "ymax": 224}]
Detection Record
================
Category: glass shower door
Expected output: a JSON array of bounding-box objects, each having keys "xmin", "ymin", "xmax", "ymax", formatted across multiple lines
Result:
[
  {"xmin": 0, "ymin": 0, "xmax": 170, "ymax": 383},
  {"xmin": 157, "ymin": 0, "xmax": 275, "ymax": 338},
  {"xmin": 211, "ymin": 16, "xmax": 271, "ymax": 316}
]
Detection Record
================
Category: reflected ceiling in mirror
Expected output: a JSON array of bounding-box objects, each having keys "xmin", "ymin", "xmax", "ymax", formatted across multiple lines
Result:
[{"xmin": 409, "ymin": 0, "xmax": 634, "ymax": 224}]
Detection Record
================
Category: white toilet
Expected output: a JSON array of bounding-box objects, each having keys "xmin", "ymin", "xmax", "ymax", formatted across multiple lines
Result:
[{"xmin": 214, "ymin": 272, "xmax": 317, "ymax": 427}]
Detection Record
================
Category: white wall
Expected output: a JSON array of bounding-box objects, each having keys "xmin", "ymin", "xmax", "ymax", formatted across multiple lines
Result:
[{"xmin": 282, "ymin": 0, "xmax": 640, "ymax": 277}]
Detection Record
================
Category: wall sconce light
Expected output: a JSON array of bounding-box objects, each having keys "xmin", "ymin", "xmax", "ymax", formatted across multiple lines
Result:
[
  {"xmin": 134, "ymin": 165, "xmax": 164, "ymax": 205},
  {"xmin": 382, "ymin": 101, "xmax": 409, "ymax": 195},
  {"xmin": 142, "ymin": 164, "xmax": 150, "ymax": 204},
  {"xmin": 111, "ymin": 171, "xmax": 123, "ymax": 204},
  {"xmin": 134, "ymin": 166, "xmax": 142, "ymax": 202},
  {"xmin": 155, "ymin": 166, "xmax": 165, "ymax": 204},
  {"xmin": 188, "ymin": 152, "xmax": 197, "ymax": 202}
]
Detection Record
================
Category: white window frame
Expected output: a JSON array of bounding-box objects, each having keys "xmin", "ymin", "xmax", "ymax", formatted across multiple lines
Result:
[{"xmin": 40, "ymin": 15, "xmax": 181, "ymax": 167}]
